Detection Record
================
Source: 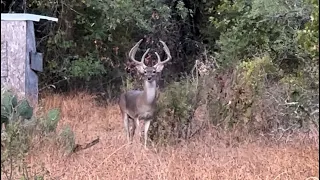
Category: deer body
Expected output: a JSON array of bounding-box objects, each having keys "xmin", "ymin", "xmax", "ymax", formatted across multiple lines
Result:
[
  {"xmin": 119, "ymin": 81, "xmax": 157, "ymax": 120},
  {"xmin": 119, "ymin": 39, "xmax": 171, "ymax": 148}
]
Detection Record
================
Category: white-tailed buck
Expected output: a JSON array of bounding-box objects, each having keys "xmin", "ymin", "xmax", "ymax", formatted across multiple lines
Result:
[{"xmin": 119, "ymin": 39, "xmax": 171, "ymax": 148}]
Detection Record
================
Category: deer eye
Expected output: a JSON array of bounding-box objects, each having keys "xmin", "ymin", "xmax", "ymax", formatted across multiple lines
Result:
[
  {"xmin": 153, "ymin": 70, "xmax": 156, "ymax": 73},
  {"xmin": 144, "ymin": 70, "xmax": 147, "ymax": 74}
]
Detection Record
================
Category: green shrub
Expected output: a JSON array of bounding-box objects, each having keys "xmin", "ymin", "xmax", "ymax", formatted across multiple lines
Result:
[
  {"xmin": 206, "ymin": 54, "xmax": 318, "ymax": 133},
  {"xmin": 57, "ymin": 125, "xmax": 76, "ymax": 155},
  {"xmin": 150, "ymin": 76, "xmax": 202, "ymax": 145},
  {"xmin": 211, "ymin": 0, "xmax": 310, "ymax": 67},
  {"xmin": 277, "ymin": 75, "xmax": 319, "ymax": 129},
  {"xmin": 298, "ymin": 0, "xmax": 319, "ymax": 57},
  {"xmin": 207, "ymin": 55, "xmax": 280, "ymax": 129}
]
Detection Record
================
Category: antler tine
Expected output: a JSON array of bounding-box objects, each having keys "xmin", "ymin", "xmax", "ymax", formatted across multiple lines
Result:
[
  {"xmin": 129, "ymin": 39, "xmax": 144, "ymax": 65},
  {"xmin": 155, "ymin": 52, "xmax": 161, "ymax": 63},
  {"xmin": 141, "ymin": 48, "xmax": 150, "ymax": 65},
  {"xmin": 159, "ymin": 40, "xmax": 172, "ymax": 64}
]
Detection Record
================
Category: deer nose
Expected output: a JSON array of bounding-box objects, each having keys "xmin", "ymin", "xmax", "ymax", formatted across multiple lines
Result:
[{"xmin": 147, "ymin": 77, "xmax": 152, "ymax": 81}]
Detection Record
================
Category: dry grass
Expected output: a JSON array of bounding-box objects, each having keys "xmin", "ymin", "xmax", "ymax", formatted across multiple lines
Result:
[{"xmin": 13, "ymin": 93, "xmax": 320, "ymax": 179}]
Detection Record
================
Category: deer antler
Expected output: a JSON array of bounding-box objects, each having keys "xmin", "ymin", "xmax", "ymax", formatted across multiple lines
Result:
[
  {"xmin": 141, "ymin": 49, "xmax": 150, "ymax": 64},
  {"xmin": 154, "ymin": 40, "xmax": 172, "ymax": 67},
  {"xmin": 129, "ymin": 39, "xmax": 150, "ymax": 67}
]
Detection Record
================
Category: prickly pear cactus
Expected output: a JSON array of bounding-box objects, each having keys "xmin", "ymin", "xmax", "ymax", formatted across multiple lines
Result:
[
  {"xmin": 44, "ymin": 108, "xmax": 60, "ymax": 132},
  {"xmin": 1, "ymin": 89, "xmax": 34, "ymax": 126},
  {"xmin": 16, "ymin": 100, "xmax": 33, "ymax": 119},
  {"xmin": 1, "ymin": 91, "xmax": 17, "ymax": 119}
]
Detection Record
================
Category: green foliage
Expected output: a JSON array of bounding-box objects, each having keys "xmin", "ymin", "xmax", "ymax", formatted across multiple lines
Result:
[
  {"xmin": 1, "ymin": 90, "xmax": 34, "ymax": 127},
  {"xmin": 16, "ymin": 100, "xmax": 33, "ymax": 120},
  {"xmin": 239, "ymin": 55, "xmax": 280, "ymax": 91},
  {"xmin": 298, "ymin": 0, "xmax": 319, "ymax": 57},
  {"xmin": 1, "ymin": 121, "xmax": 30, "ymax": 157},
  {"xmin": 296, "ymin": 0, "xmax": 319, "ymax": 90},
  {"xmin": 207, "ymin": 55, "xmax": 281, "ymax": 128},
  {"xmin": 83, "ymin": 0, "xmax": 171, "ymax": 34},
  {"xmin": 211, "ymin": 0, "xmax": 310, "ymax": 66},
  {"xmin": 151, "ymin": 77, "xmax": 201, "ymax": 145},
  {"xmin": 206, "ymin": 54, "xmax": 318, "ymax": 132},
  {"xmin": 47, "ymin": 109, "xmax": 60, "ymax": 121},
  {"xmin": 278, "ymin": 74, "xmax": 319, "ymax": 128},
  {"xmin": 68, "ymin": 54, "xmax": 106, "ymax": 80},
  {"xmin": 27, "ymin": 0, "xmax": 173, "ymax": 88},
  {"xmin": 42, "ymin": 108, "xmax": 61, "ymax": 133},
  {"xmin": 1, "ymin": 121, "xmax": 31, "ymax": 180},
  {"xmin": 1, "ymin": 118, "xmax": 55, "ymax": 180},
  {"xmin": 0, "ymin": 90, "xmax": 74, "ymax": 179},
  {"xmin": 160, "ymin": 80, "xmax": 196, "ymax": 121},
  {"xmin": 1, "ymin": 91, "xmax": 18, "ymax": 122},
  {"xmin": 58, "ymin": 125, "xmax": 75, "ymax": 155}
]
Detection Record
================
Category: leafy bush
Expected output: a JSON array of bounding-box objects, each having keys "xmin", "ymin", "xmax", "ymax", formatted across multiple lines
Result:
[
  {"xmin": 206, "ymin": 55, "xmax": 279, "ymax": 129},
  {"xmin": 298, "ymin": 0, "xmax": 319, "ymax": 57},
  {"xmin": 1, "ymin": 120, "xmax": 31, "ymax": 180},
  {"xmin": 57, "ymin": 125, "xmax": 76, "ymax": 155},
  {"xmin": 206, "ymin": 54, "xmax": 318, "ymax": 134},
  {"xmin": 297, "ymin": 0, "xmax": 319, "ymax": 90},
  {"xmin": 277, "ymin": 75, "xmax": 319, "ymax": 129},
  {"xmin": 1, "ymin": 118, "xmax": 53, "ymax": 180},
  {"xmin": 150, "ymin": 76, "xmax": 202, "ymax": 145},
  {"xmin": 211, "ymin": 0, "xmax": 310, "ymax": 67},
  {"xmin": 68, "ymin": 54, "xmax": 107, "ymax": 80}
]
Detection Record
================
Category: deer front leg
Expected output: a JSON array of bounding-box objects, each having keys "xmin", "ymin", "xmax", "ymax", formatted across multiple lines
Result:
[
  {"xmin": 134, "ymin": 118, "xmax": 142, "ymax": 142},
  {"xmin": 123, "ymin": 114, "xmax": 130, "ymax": 144},
  {"xmin": 130, "ymin": 118, "xmax": 136, "ymax": 143},
  {"xmin": 144, "ymin": 120, "xmax": 151, "ymax": 149}
]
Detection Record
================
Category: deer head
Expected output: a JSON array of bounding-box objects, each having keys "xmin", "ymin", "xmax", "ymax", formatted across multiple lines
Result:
[{"xmin": 128, "ymin": 39, "xmax": 172, "ymax": 82}]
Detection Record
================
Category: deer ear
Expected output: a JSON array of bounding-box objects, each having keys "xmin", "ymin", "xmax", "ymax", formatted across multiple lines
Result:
[
  {"xmin": 154, "ymin": 64, "xmax": 164, "ymax": 72},
  {"xmin": 136, "ymin": 64, "xmax": 145, "ymax": 74}
]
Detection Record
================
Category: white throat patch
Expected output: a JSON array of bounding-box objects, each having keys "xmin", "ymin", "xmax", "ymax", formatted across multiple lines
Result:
[{"xmin": 144, "ymin": 80, "xmax": 156, "ymax": 104}]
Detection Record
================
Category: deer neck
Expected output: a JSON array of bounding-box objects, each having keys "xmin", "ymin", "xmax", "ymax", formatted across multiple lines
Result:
[{"xmin": 142, "ymin": 80, "xmax": 157, "ymax": 105}]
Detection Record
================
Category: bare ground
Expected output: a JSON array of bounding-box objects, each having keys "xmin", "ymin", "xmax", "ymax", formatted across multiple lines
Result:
[{"xmin": 10, "ymin": 93, "xmax": 320, "ymax": 179}]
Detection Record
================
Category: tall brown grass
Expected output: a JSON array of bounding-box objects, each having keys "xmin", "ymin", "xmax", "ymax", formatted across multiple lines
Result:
[{"xmin": 13, "ymin": 92, "xmax": 317, "ymax": 180}]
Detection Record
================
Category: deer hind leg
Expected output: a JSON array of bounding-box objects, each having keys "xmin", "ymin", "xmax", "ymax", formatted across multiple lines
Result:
[
  {"xmin": 144, "ymin": 120, "xmax": 151, "ymax": 149},
  {"xmin": 123, "ymin": 114, "xmax": 131, "ymax": 144}
]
